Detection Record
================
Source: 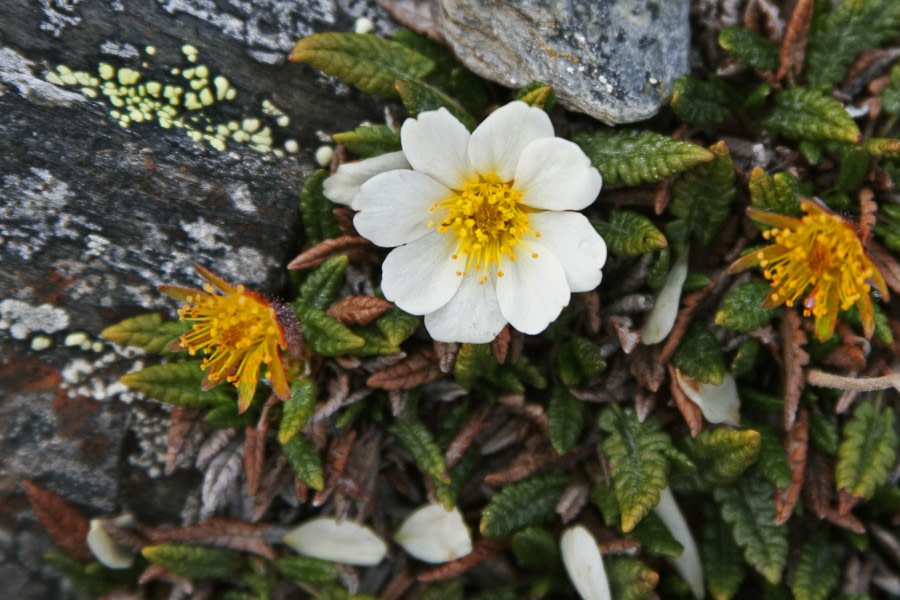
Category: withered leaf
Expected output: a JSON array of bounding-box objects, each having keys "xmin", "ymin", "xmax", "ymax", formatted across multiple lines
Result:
[
  {"xmin": 556, "ymin": 481, "xmax": 590, "ymax": 524},
  {"xmin": 166, "ymin": 406, "xmax": 207, "ymax": 476},
  {"xmin": 333, "ymin": 205, "xmax": 357, "ymax": 236},
  {"xmin": 146, "ymin": 518, "xmax": 276, "ymax": 559},
  {"xmin": 327, "ymin": 295, "xmax": 394, "ymax": 326},
  {"xmin": 628, "ymin": 345, "xmax": 667, "ymax": 393},
  {"xmin": 776, "ymin": 0, "xmax": 813, "ymax": 81},
  {"xmin": 491, "ymin": 326, "xmax": 512, "ymax": 364},
  {"xmin": 825, "ymin": 507, "xmax": 866, "ymax": 534},
  {"xmin": 417, "ymin": 538, "xmax": 507, "ymax": 583},
  {"xmin": 196, "ymin": 428, "xmax": 238, "ymax": 470},
  {"xmin": 313, "ymin": 428, "xmax": 357, "ymax": 507},
  {"xmin": 775, "ymin": 407, "xmax": 809, "ymax": 525},
  {"xmin": 23, "ymin": 480, "xmax": 92, "ymax": 560},
  {"xmin": 668, "ymin": 364, "xmax": 703, "ymax": 437},
  {"xmin": 858, "ymin": 188, "xmax": 877, "ymax": 246},
  {"xmin": 367, "ymin": 346, "xmax": 443, "ymax": 390},
  {"xmin": 610, "ymin": 316, "xmax": 641, "ymax": 355},
  {"xmin": 434, "ymin": 341, "xmax": 460, "ymax": 374},
  {"xmin": 444, "ymin": 405, "xmax": 491, "ymax": 469},
  {"xmin": 201, "ymin": 442, "xmax": 243, "ymax": 520},
  {"xmin": 781, "ymin": 308, "xmax": 810, "ymax": 430},
  {"xmin": 287, "ymin": 236, "xmax": 372, "ymax": 270},
  {"xmin": 868, "ymin": 241, "xmax": 900, "ymax": 295},
  {"xmin": 802, "ymin": 451, "xmax": 834, "ymax": 518},
  {"xmin": 252, "ymin": 454, "xmax": 293, "ymax": 522}
]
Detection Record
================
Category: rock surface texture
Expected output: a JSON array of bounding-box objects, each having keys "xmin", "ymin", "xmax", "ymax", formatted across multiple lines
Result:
[{"xmin": 436, "ymin": 0, "xmax": 691, "ymax": 124}]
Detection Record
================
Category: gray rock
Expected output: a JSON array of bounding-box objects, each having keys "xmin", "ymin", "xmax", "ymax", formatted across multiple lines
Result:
[{"xmin": 436, "ymin": 0, "xmax": 690, "ymax": 124}]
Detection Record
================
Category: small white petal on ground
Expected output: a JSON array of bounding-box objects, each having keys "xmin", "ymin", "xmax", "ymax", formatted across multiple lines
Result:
[
  {"xmin": 674, "ymin": 369, "xmax": 741, "ymax": 426},
  {"xmin": 641, "ymin": 250, "xmax": 690, "ymax": 345},
  {"xmin": 560, "ymin": 525, "xmax": 611, "ymax": 600},
  {"xmin": 282, "ymin": 518, "xmax": 388, "ymax": 566},
  {"xmin": 653, "ymin": 486, "xmax": 705, "ymax": 599},
  {"xmin": 87, "ymin": 517, "xmax": 136, "ymax": 569},
  {"xmin": 394, "ymin": 504, "xmax": 473, "ymax": 564}
]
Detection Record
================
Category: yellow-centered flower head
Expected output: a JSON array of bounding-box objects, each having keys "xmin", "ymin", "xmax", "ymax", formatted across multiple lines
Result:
[
  {"xmin": 161, "ymin": 265, "xmax": 290, "ymax": 412},
  {"xmin": 729, "ymin": 199, "xmax": 888, "ymax": 341}
]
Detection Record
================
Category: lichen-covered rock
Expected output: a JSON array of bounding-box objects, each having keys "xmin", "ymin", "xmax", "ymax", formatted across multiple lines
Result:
[{"xmin": 436, "ymin": 0, "xmax": 690, "ymax": 124}]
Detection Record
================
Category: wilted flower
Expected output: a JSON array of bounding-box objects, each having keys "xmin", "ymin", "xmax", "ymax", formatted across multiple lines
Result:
[
  {"xmin": 161, "ymin": 265, "xmax": 290, "ymax": 412},
  {"xmin": 730, "ymin": 199, "xmax": 888, "ymax": 341},
  {"xmin": 325, "ymin": 101, "xmax": 606, "ymax": 343}
]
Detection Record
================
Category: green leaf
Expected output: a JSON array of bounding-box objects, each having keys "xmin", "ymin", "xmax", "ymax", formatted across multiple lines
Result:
[
  {"xmin": 142, "ymin": 544, "xmax": 240, "ymax": 580},
  {"xmin": 282, "ymin": 434, "xmax": 325, "ymax": 490},
  {"xmin": 805, "ymin": 0, "xmax": 900, "ymax": 90},
  {"xmin": 390, "ymin": 415, "xmax": 451, "ymax": 484},
  {"xmin": 683, "ymin": 428, "xmax": 761, "ymax": 487},
  {"xmin": 376, "ymin": 307, "xmax": 420, "ymax": 346},
  {"xmin": 547, "ymin": 386, "xmax": 587, "ymax": 455},
  {"xmin": 289, "ymin": 32, "xmax": 435, "ymax": 98},
  {"xmin": 276, "ymin": 555, "xmax": 340, "ymax": 585},
  {"xmin": 671, "ymin": 75, "xmax": 731, "ymax": 127},
  {"xmin": 593, "ymin": 210, "xmax": 667, "ymax": 257},
  {"xmin": 332, "ymin": 124, "xmax": 400, "ymax": 158},
  {"xmin": 835, "ymin": 399, "xmax": 898, "ymax": 505},
  {"xmin": 44, "ymin": 553, "xmax": 117, "ymax": 598},
  {"xmin": 808, "ymin": 409, "xmax": 839, "ymax": 454},
  {"xmin": 480, "ymin": 473, "xmax": 569, "ymax": 538},
  {"xmin": 434, "ymin": 445, "xmax": 478, "ymax": 508},
  {"xmin": 607, "ymin": 557, "xmax": 659, "ymax": 600},
  {"xmin": 293, "ymin": 303, "xmax": 365, "ymax": 356},
  {"xmin": 299, "ymin": 170, "xmax": 341, "ymax": 246},
  {"xmin": 669, "ymin": 140, "xmax": 736, "ymax": 246},
  {"xmin": 629, "ymin": 511, "xmax": 684, "ymax": 558},
  {"xmin": 120, "ymin": 362, "xmax": 231, "ymax": 408},
  {"xmin": 349, "ymin": 327, "xmax": 402, "ymax": 356},
  {"xmin": 754, "ymin": 423, "xmax": 792, "ymax": 489},
  {"xmin": 713, "ymin": 470, "xmax": 788, "ymax": 584},
  {"xmin": 799, "ymin": 140, "xmax": 824, "ymax": 165},
  {"xmin": 590, "ymin": 478, "xmax": 621, "ymax": 527},
  {"xmin": 598, "ymin": 408, "xmax": 672, "ymax": 532},
  {"xmin": 762, "ymin": 87, "xmax": 861, "ymax": 143},
  {"xmin": 571, "ymin": 335, "xmax": 607, "ymax": 378},
  {"xmin": 396, "ymin": 78, "xmax": 477, "ymax": 131},
  {"xmin": 279, "ymin": 378, "xmax": 316, "ymax": 445},
  {"xmin": 646, "ymin": 248, "xmax": 671, "ymax": 291},
  {"xmin": 453, "ymin": 343, "xmax": 495, "ymax": 390},
  {"xmin": 715, "ymin": 281, "xmax": 778, "ymax": 333},
  {"xmin": 555, "ymin": 342, "xmax": 581, "ymax": 387},
  {"xmin": 671, "ymin": 322, "xmax": 726, "ymax": 386},
  {"xmin": 511, "ymin": 526, "xmax": 560, "ymax": 570},
  {"xmin": 573, "ymin": 129, "xmax": 714, "ymax": 186},
  {"xmin": 731, "ymin": 338, "xmax": 761, "ymax": 379},
  {"xmin": 862, "ymin": 137, "xmax": 900, "ymax": 157},
  {"xmin": 791, "ymin": 528, "xmax": 843, "ymax": 600},
  {"xmin": 205, "ymin": 400, "xmax": 257, "ymax": 429},
  {"xmin": 297, "ymin": 255, "xmax": 348, "ymax": 310},
  {"xmin": 883, "ymin": 64, "xmax": 900, "ymax": 115},
  {"xmin": 748, "ymin": 167, "xmax": 803, "ymax": 217},
  {"xmin": 836, "ymin": 146, "xmax": 871, "ymax": 193},
  {"xmin": 700, "ymin": 506, "xmax": 746, "ymax": 600},
  {"xmin": 515, "ymin": 81, "xmax": 556, "ymax": 112},
  {"xmin": 100, "ymin": 312, "xmax": 190, "ymax": 354},
  {"xmin": 718, "ymin": 27, "xmax": 779, "ymax": 71}
]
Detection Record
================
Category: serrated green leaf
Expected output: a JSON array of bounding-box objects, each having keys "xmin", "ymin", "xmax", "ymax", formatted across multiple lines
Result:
[
  {"xmin": 298, "ymin": 255, "xmax": 348, "ymax": 310},
  {"xmin": 754, "ymin": 423, "xmax": 792, "ymax": 489},
  {"xmin": 279, "ymin": 378, "xmax": 316, "ymax": 445},
  {"xmin": 835, "ymin": 399, "xmax": 898, "ymax": 504},
  {"xmin": 289, "ymin": 33, "xmax": 435, "ymax": 98},
  {"xmin": 375, "ymin": 307, "xmax": 420, "ymax": 346},
  {"xmin": 763, "ymin": 88, "xmax": 861, "ymax": 143},
  {"xmin": 791, "ymin": 528, "xmax": 843, "ymax": 600},
  {"xmin": 205, "ymin": 401, "xmax": 257, "ymax": 429},
  {"xmin": 629, "ymin": 511, "xmax": 684, "ymax": 558},
  {"xmin": 510, "ymin": 355, "xmax": 548, "ymax": 390},
  {"xmin": 714, "ymin": 471, "xmax": 788, "ymax": 584},
  {"xmin": 669, "ymin": 140, "xmax": 736, "ymax": 246},
  {"xmin": 671, "ymin": 75, "xmax": 731, "ymax": 127},
  {"xmin": 100, "ymin": 312, "xmax": 190, "ymax": 354},
  {"xmin": 731, "ymin": 338, "xmax": 761, "ymax": 378},
  {"xmin": 593, "ymin": 210, "xmax": 667, "ymax": 257},
  {"xmin": 836, "ymin": 146, "xmax": 871, "ymax": 193},
  {"xmin": 547, "ymin": 386, "xmax": 587, "ymax": 455},
  {"xmin": 799, "ymin": 139, "xmax": 824, "ymax": 165},
  {"xmin": 282, "ymin": 434, "xmax": 324, "ymax": 490},
  {"xmin": 716, "ymin": 281, "xmax": 778, "ymax": 333},
  {"xmin": 883, "ymin": 64, "xmax": 900, "ymax": 115},
  {"xmin": 748, "ymin": 167, "xmax": 803, "ymax": 217},
  {"xmin": 453, "ymin": 343, "xmax": 495, "ymax": 390},
  {"xmin": 607, "ymin": 557, "xmax": 659, "ymax": 600},
  {"xmin": 718, "ymin": 26, "xmax": 779, "ymax": 71},
  {"xmin": 299, "ymin": 170, "xmax": 341, "ymax": 246},
  {"xmin": 120, "ymin": 362, "xmax": 231, "ymax": 408},
  {"xmin": 646, "ymin": 248, "xmax": 671, "ymax": 291},
  {"xmin": 396, "ymin": 78, "xmax": 477, "ymax": 131},
  {"xmin": 808, "ymin": 409, "xmax": 839, "ymax": 454},
  {"xmin": 480, "ymin": 473, "xmax": 569, "ymax": 538},
  {"xmin": 555, "ymin": 342, "xmax": 581, "ymax": 387},
  {"xmin": 671, "ymin": 322, "xmax": 726, "ymax": 385},
  {"xmin": 862, "ymin": 137, "xmax": 900, "ymax": 157},
  {"xmin": 276, "ymin": 555, "xmax": 340, "ymax": 585},
  {"xmin": 598, "ymin": 408, "xmax": 671, "ymax": 532},
  {"xmin": 349, "ymin": 327, "xmax": 402, "ymax": 356},
  {"xmin": 390, "ymin": 415, "xmax": 450, "ymax": 484},
  {"xmin": 44, "ymin": 553, "xmax": 118, "ymax": 598},
  {"xmin": 573, "ymin": 129, "xmax": 714, "ymax": 187},
  {"xmin": 293, "ymin": 303, "xmax": 365, "ymax": 356},
  {"xmin": 511, "ymin": 526, "xmax": 560, "ymax": 570},
  {"xmin": 683, "ymin": 272, "xmax": 712, "ymax": 294},
  {"xmin": 332, "ymin": 124, "xmax": 400, "ymax": 158},
  {"xmin": 142, "ymin": 544, "xmax": 240, "ymax": 580},
  {"xmin": 515, "ymin": 82, "xmax": 556, "ymax": 111},
  {"xmin": 571, "ymin": 335, "xmax": 607, "ymax": 378},
  {"xmin": 683, "ymin": 428, "xmax": 761, "ymax": 487},
  {"xmin": 700, "ymin": 506, "xmax": 746, "ymax": 600},
  {"xmin": 434, "ymin": 445, "xmax": 478, "ymax": 508},
  {"xmin": 805, "ymin": 0, "xmax": 900, "ymax": 90}
]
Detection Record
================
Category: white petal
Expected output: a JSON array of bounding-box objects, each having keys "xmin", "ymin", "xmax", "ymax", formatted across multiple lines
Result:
[
  {"xmin": 496, "ymin": 241, "xmax": 569, "ymax": 335},
  {"xmin": 653, "ymin": 487, "xmax": 705, "ymax": 599},
  {"xmin": 323, "ymin": 151, "xmax": 410, "ymax": 206},
  {"xmin": 401, "ymin": 108, "xmax": 472, "ymax": 189},
  {"xmin": 560, "ymin": 526, "xmax": 611, "ymax": 600},
  {"xmin": 395, "ymin": 504, "xmax": 473, "ymax": 564},
  {"xmin": 528, "ymin": 212, "xmax": 607, "ymax": 292},
  {"xmin": 353, "ymin": 170, "xmax": 450, "ymax": 247},
  {"xmin": 87, "ymin": 518, "xmax": 135, "ymax": 569},
  {"xmin": 425, "ymin": 274, "xmax": 507, "ymax": 343},
  {"xmin": 675, "ymin": 369, "xmax": 742, "ymax": 427},
  {"xmin": 382, "ymin": 232, "xmax": 463, "ymax": 315},
  {"xmin": 514, "ymin": 138, "xmax": 603, "ymax": 211},
  {"xmin": 282, "ymin": 518, "xmax": 388, "ymax": 566},
  {"xmin": 468, "ymin": 101, "xmax": 554, "ymax": 181},
  {"xmin": 641, "ymin": 250, "xmax": 690, "ymax": 345}
]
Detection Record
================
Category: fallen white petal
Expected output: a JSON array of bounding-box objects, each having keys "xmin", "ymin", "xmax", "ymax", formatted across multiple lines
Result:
[
  {"xmin": 86, "ymin": 518, "xmax": 135, "ymax": 569},
  {"xmin": 560, "ymin": 525, "xmax": 611, "ymax": 600},
  {"xmin": 640, "ymin": 250, "xmax": 690, "ymax": 345},
  {"xmin": 282, "ymin": 518, "xmax": 388, "ymax": 566},
  {"xmin": 675, "ymin": 369, "xmax": 741, "ymax": 426},
  {"xmin": 653, "ymin": 487, "xmax": 705, "ymax": 599},
  {"xmin": 394, "ymin": 504, "xmax": 473, "ymax": 564}
]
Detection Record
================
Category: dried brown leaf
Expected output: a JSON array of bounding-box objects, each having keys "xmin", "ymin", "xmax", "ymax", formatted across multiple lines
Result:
[
  {"xmin": 326, "ymin": 296, "xmax": 394, "ymax": 326},
  {"xmin": 201, "ymin": 442, "xmax": 243, "ymax": 520},
  {"xmin": 610, "ymin": 316, "xmax": 640, "ymax": 354},
  {"xmin": 868, "ymin": 240, "xmax": 900, "ymax": 295},
  {"xmin": 252, "ymin": 454, "xmax": 292, "ymax": 522},
  {"xmin": 145, "ymin": 518, "xmax": 276, "ymax": 559},
  {"xmin": 802, "ymin": 451, "xmax": 833, "ymax": 518},
  {"xmin": 337, "ymin": 563, "xmax": 360, "ymax": 595},
  {"xmin": 826, "ymin": 507, "xmax": 866, "ymax": 534},
  {"xmin": 138, "ymin": 564, "xmax": 185, "ymax": 587},
  {"xmin": 628, "ymin": 345, "xmax": 667, "ymax": 393},
  {"xmin": 332, "ymin": 205, "xmax": 357, "ymax": 237},
  {"xmin": 23, "ymin": 480, "xmax": 92, "ymax": 560},
  {"xmin": 775, "ymin": 407, "xmax": 809, "ymax": 525},
  {"xmin": 445, "ymin": 405, "xmax": 490, "ymax": 469},
  {"xmin": 244, "ymin": 399, "xmax": 274, "ymax": 497},
  {"xmin": 480, "ymin": 415, "xmax": 532, "ymax": 455},
  {"xmin": 654, "ymin": 177, "xmax": 672, "ymax": 215},
  {"xmin": 858, "ymin": 188, "xmax": 877, "ymax": 246},
  {"xmin": 287, "ymin": 236, "xmax": 372, "ymax": 270},
  {"xmin": 380, "ymin": 565, "xmax": 416, "ymax": 600},
  {"xmin": 313, "ymin": 428, "xmax": 357, "ymax": 507},
  {"xmin": 417, "ymin": 538, "xmax": 507, "ymax": 583},
  {"xmin": 196, "ymin": 428, "xmax": 238, "ymax": 470},
  {"xmin": 166, "ymin": 407, "xmax": 207, "ymax": 476},
  {"xmin": 483, "ymin": 446, "xmax": 590, "ymax": 487},
  {"xmin": 491, "ymin": 326, "xmax": 512, "ymax": 364},
  {"xmin": 658, "ymin": 286, "xmax": 710, "ymax": 365},
  {"xmin": 668, "ymin": 364, "xmax": 703, "ymax": 437},
  {"xmin": 367, "ymin": 346, "xmax": 443, "ymax": 390},
  {"xmin": 556, "ymin": 481, "xmax": 590, "ymax": 524},
  {"xmin": 434, "ymin": 341, "xmax": 460, "ymax": 374},
  {"xmin": 776, "ymin": 0, "xmax": 813, "ymax": 81},
  {"xmin": 781, "ymin": 308, "xmax": 810, "ymax": 430},
  {"xmin": 634, "ymin": 388, "xmax": 657, "ymax": 423}
]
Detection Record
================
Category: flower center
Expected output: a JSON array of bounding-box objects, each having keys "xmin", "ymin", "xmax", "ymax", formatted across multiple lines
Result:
[{"xmin": 429, "ymin": 174, "xmax": 535, "ymax": 283}]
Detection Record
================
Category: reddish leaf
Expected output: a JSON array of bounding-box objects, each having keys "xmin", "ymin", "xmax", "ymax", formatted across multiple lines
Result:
[
  {"xmin": 327, "ymin": 296, "xmax": 394, "ymax": 326},
  {"xmin": 858, "ymin": 188, "xmax": 877, "ymax": 246},
  {"xmin": 434, "ymin": 341, "xmax": 460, "ymax": 374},
  {"xmin": 333, "ymin": 205, "xmax": 357, "ymax": 237},
  {"xmin": 313, "ymin": 428, "xmax": 357, "ymax": 507},
  {"xmin": 417, "ymin": 538, "xmax": 507, "ymax": 582},
  {"xmin": 776, "ymin": 0, "xmax": 813, "ymax": 81},
  {"xmin": 825, "ymin": 507, "xmax": 866, "ymax": 534},
  {"xmin": 491, "ymin": 326, "xmax": 512, "ymax": 364},
  {"xmin": 381, "ymin": 565, "xmax": 416, "ymax": 600},
  {"xmin": 868, "ymin": 241, "xmax": 900, "ymax": 295},
  {"xmin": 802, "ymin": 451, "xmax": 834, "ymax": 519},
  {"xmin": 556, "ymin": 481, "xmax": 590, "ymax": 524},
  {"xmin": 775, "ymin": 407, "xmax": 809, "ymax": 525},
  {"xmin": 165, "ymin": 406, "xmax": 207, "ymax": 476},
  {"xmin": 668, "ymin": 364, "xmax": 703, "ymax": 437},
  {"xmin": 628, "ymin": 345, "xmax": 667, "ymax": 393},
  {"xmin": 23, "ymin": 480, "xmax": 91, "ymax": 560},
  {"xmin": 781, "ymin": 308, "xmax": 810, "ymax": 430},
  {"xmin": 610, "ymin": 316, "xmax": 640, "ymax": 354},
  {"xmin": 287, "ymin": 236, "xmax": 372, "ymax": 270},
  {"xmin": 251, "ymin": 454, "xmax": 293, "ymax": 522},
  {"xmin": 445, "ymin": 405, "xmax": 491, "ymax": 469},
  {"xmin": 367, "ymin": 346, "xmax": 443, "ymax": 390}
]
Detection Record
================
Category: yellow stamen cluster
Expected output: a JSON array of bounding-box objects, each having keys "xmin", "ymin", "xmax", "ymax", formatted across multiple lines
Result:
[{"xmin": 430, "ymin": 174, "xmax": 535, "ymax": 283}]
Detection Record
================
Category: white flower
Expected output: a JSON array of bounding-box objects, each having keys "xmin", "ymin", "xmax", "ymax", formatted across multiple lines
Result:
[
  {"xmin": 282, "ymin": 517, "xmax": 388, "ymax": 566},
  {"xmin": 674, "ymin": 368, "xmax": 741, "ymax": 427},
  {"xmin": 325, "ymin": 102, "xmax": 606, "ymax": 343},
  {"xmin": 560, "ymin": 525, "xmax": 611, "ymax": 600},
  {"xmin": 394, "ymin": 503, "xmax": 473, "ymax": 564},
  {"xmin": 653, "ymin": 487, "xmax": 705, "ymax": 599}
]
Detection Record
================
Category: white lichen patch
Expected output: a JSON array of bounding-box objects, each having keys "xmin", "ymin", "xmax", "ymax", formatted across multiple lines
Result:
[
  {"xmin": 99, "ymin": 40, "xmax": 141, "ymax": 60},
  {"xmin": 0, "ymin": 47, "xmax": 85, "ymax": 106},
  {"xmin": 126, "ymin": 403, "xmax": 170, "ymax": 478},
  {"xmin": 226, "ymin": 182, "xmax": 255, "ymax": 213},
  {"xmin": 180, "ymin": 217, "xmax": 225, "ymax": 250},
  {"xmin": 39, "ymin": 0, "xmax": 83, "ymax": 37},
  {"xmin": 0, "ymin": 299, "xmax": 70, "ymax": 340}
]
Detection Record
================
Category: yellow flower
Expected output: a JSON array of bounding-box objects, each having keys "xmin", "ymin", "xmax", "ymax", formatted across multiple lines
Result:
[
  {"xmin": 729, "ymin": 199, "xmax": 888, "ymax": 341},
  {"xmin": 161, "ymin": 265, "xmax": 290, "ymax": 412}
]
